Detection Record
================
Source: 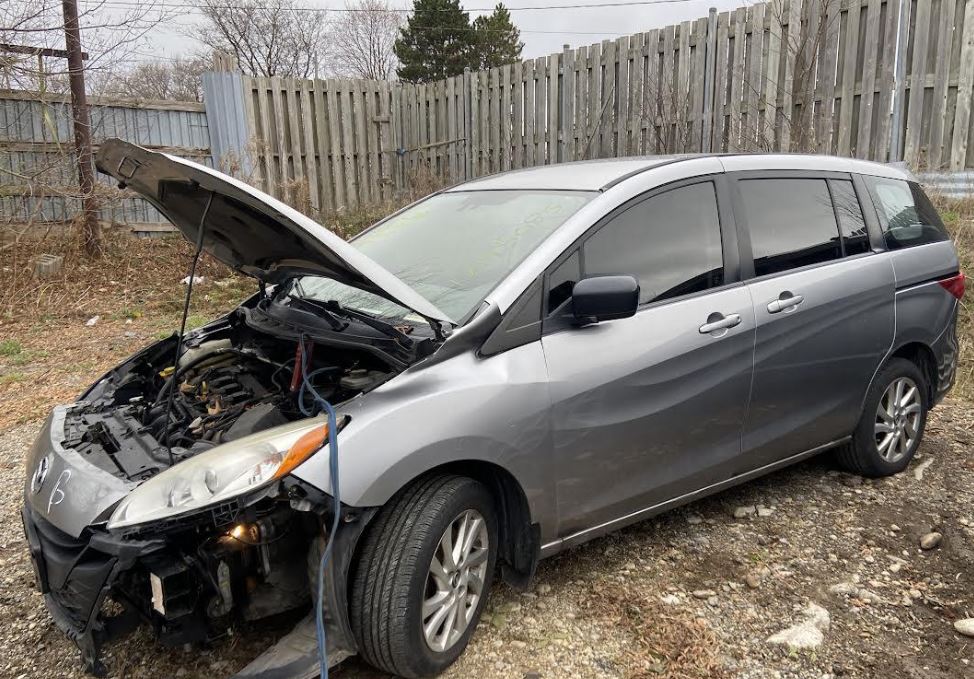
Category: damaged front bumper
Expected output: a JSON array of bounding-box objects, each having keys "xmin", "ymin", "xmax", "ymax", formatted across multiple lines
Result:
[
  {"xmin": 22, "ymin": 410, "xmax": 375, "ymax": 678},
  {"xmin": 22, "ymin": 497, "xmax": 372, "ymax": 678},
  {"xmin": 21, "ymin": 503, "xmax": 162, "ymax": 675}
]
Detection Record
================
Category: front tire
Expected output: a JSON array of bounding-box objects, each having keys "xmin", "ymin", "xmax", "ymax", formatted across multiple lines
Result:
[
  {"xmin": 836, "ymin": 357, "xmax": 928, "ymax": 477},
  {"xmin": 349, "ymin": 475, "xmax": 498, "ymax": 678}
]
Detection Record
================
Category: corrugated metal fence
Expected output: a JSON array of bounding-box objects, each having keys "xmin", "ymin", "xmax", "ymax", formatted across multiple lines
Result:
[{"xmin": 0, "ymin": 89, "xmax": 211, "ymax": 226}]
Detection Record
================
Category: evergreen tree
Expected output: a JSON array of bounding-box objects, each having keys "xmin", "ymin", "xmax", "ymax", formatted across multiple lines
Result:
[
  {"xmin": 473, "ymin": 3, "xmax": 523, "ymax": 69},
  {"xmin": 394, "ymin": 0, "xmax": 479, "ymax": 83}
]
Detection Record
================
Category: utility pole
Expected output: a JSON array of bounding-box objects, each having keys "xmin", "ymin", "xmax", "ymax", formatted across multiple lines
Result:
[{"xmin": 61, "ymin": 0, "xmax": 101, "ymax": 256}]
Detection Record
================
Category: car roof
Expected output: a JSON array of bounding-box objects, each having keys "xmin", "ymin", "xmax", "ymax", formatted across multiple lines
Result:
[{"xmin": 445, "ymin": 153, "xmax": 912, "ymax": 192}]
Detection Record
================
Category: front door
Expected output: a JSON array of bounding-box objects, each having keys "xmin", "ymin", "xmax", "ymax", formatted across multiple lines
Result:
[
  {"xmin": 540, "ymin": 179, "xmax": 756, "ymax": 538},
  {"xmin": 731, "ymin": 174, "xmax": 895, "ymax": 469}
]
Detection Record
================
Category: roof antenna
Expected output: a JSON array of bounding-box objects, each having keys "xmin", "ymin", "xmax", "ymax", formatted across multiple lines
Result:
[{"xmin": 161, "ymin": 191, "xmax": 214, "ymax": 467}]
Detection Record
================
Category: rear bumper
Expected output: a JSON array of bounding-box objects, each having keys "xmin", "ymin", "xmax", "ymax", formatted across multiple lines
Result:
[{"xmin": 21, "ymin": 503, "xmax": 163, "ymax": 675}]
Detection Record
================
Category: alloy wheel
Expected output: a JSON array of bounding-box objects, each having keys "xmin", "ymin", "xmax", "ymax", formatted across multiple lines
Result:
[
  {"xmin": 874, "ymin": 376, "xmax": 922, "ymax": 463},
  {"xmin": 422, "ymin": 509, "xmax": 490, "ymax": 653}
]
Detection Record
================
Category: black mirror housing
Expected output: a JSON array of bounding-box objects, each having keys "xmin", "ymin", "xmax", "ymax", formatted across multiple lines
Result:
[{"xmin": 571, "ymin": 275, "xmax": 639, "ymax": 323}]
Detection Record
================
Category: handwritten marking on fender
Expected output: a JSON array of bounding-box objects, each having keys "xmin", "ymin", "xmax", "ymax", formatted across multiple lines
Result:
[{"xmin": 48, "ymin": 470, "xmax": 71, "ymax": 513}]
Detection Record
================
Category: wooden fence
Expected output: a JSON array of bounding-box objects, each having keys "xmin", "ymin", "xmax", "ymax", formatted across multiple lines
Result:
[{"xmin": 203, "ymin": 0, "xmax": 974, "ymax": 214}]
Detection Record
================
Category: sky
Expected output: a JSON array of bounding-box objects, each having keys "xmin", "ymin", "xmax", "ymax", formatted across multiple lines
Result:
[{"xmin": 117, "ymin": 0, "xmax": 750, "ymax": 66}]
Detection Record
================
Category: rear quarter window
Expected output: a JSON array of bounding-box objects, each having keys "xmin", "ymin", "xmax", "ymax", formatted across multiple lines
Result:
[{"xmin": 863, "ymin": 177, "xmax": 948, "ymax": 249}]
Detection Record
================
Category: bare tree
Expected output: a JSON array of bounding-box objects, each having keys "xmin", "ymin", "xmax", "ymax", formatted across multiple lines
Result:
[
  {"xmin": 333, "ymin": 0, "xmax": 402, "ymax": 81},
  {"xmin": 1, "ymin": 0, "xmax": 172, "ymax": 256},
  {"xmin": 195, "ymin": 0, "xmax": 330, "ymax": 78},
  {"xmin": 94, "ymin": 56, "xmax": 208, "ymax": 102},
  {"xmin": 1, "ymin": 0, "xmax": 170, "ymax": 91}
]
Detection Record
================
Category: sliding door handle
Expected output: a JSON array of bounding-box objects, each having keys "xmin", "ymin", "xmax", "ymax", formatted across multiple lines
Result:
[
  {"xmin": 699, "ymin": 313, "xmax": 742, "ymax": 335},
  {"xmin": 767, "ymin": 293, "xmax": 804, "ymax": 314}
]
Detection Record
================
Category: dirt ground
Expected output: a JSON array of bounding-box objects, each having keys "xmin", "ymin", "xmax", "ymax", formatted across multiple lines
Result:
[{"xmin": 1, "ymin": 400, "xmax": 972, "ymax": 679}]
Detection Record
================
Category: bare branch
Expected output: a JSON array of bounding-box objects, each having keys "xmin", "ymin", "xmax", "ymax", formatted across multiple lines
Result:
[
  {"xmin": 195, "ymin": 0, "xmax": 331, "ymax": 78},
  {"xmin": 333, "ymin": 0, "xmax": 402, "ymax": 81}
]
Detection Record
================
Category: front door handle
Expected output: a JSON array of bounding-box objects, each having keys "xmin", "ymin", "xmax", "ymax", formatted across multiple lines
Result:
[
  {"xmin": 699, "ymin": 312, "xmax": 742, "ymax": 335},
  {"xmin": 767, "ymin": 292, "xmax": 804, "ymax": 314}
]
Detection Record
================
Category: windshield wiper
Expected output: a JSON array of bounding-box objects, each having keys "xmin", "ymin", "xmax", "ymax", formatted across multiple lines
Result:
[
  {"xmin": 321, "ymin": 300, "xmax": 417, "ymax": 345},
  {"xmin": 286, "ymin": 296, "xmax": 348, "ymax": 332}
]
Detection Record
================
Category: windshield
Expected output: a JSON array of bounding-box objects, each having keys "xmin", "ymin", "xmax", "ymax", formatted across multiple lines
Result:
[{"xmin": 286, "ymin": 189, "xmax": 594, "ymax": 323}]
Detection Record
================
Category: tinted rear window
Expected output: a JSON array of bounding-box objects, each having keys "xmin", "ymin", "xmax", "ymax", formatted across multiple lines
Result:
[
  {"xmin": 738, "ymin": 178, "xmax": 842, "ymax": 277},
  {"xmin": 863, "ymin": 177, "xmax": 948, "ymax": 249}
]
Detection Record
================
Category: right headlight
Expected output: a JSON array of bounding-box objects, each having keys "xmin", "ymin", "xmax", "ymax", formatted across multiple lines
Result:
[{"xmin": 107, "ymin": 416, "xmax": 336, "ymax": 531}]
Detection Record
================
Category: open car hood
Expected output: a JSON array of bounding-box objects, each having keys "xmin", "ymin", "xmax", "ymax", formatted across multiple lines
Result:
[{"xmin": 95, "ymin": 139, "xmax": 452, "ymax": 324}]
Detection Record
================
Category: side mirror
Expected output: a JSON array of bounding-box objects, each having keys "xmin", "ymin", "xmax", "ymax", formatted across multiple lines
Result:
[{"xmin": 572, "ymin": 275, "xmax": 639, "ymax": 324}]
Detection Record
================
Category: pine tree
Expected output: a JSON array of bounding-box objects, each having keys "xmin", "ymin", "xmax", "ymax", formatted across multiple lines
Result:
[
  {"xmin": 473, "ymin": 3, "xmax": 523, "ymax": 69},
  {"xmin": 394, "ymin": 0, "xmax": 479, "ymax": 83}
]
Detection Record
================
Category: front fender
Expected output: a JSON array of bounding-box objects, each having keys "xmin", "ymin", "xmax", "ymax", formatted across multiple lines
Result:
[{"xmin": 291, "ymin": 341, "xmax": 556, "ymax": 540}]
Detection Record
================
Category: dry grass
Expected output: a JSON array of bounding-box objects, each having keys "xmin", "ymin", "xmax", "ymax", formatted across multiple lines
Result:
[
  {"xmin": 0, "ymin": 230, "xmax": 253, "ymax": 428},
  {"xmin": 580, "ymin": 580, "xmax": 727, "ymax": 679},
  {"xmin": 931, "ymin": 196, "xmax": 974, "ymax": 399}
]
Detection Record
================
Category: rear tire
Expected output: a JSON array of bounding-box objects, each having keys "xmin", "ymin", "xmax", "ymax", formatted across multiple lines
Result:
[
  {"xmin": 836, "ymin": 357, "xmax": 928, "ymax": 477},
  {"xmin": 349, "ymin": 475, "xmax": 498, "ymax": 678}
]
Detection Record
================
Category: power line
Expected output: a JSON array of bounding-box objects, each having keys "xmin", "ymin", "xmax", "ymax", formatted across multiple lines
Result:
[{"xmin": 85, "ymin": 0, "xmax": 708, "ymax": 14}]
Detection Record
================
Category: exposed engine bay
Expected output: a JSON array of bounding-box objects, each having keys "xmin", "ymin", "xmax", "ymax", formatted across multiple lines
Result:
[{"xmin": 67, "ymin": 304, "xmax": 398, "ymax": 483}]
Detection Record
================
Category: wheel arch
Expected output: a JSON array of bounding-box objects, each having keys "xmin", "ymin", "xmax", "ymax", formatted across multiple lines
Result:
[
  {"xmin": 856, "ymin": 340, "xmax": 938, "ymax": 429},
  {"xmin": 887, "ymin": 341, "xmax": 938, "ymax": 406},
  {"xmin": 433, "ymin": 460, "xmax": 540, "ymax": 588},
  {"xmin": 349, "ymin": 460, "xmax": 540, "ymax": 594}
]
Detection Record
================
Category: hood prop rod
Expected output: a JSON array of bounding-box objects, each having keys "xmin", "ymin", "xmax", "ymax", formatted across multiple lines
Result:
[{"xmin": 162, "ymin": 190, "xmax": 214, "ymax": 467}]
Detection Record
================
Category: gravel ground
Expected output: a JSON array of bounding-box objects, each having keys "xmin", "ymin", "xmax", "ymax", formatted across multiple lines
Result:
[{"xmin": 2, "ymin": 401, "xmax": 973, "ymax": 679}]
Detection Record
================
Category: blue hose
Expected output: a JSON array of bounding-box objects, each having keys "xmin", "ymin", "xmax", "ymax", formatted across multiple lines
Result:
[{"xmin": 297, "ymin": 339, "xmax": 340, "ymax": 679}]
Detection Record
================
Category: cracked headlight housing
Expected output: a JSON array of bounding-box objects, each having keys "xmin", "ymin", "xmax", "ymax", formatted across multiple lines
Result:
[{"xmin": 107, "ymin": 416, "xmax": 334, "ymax": 531}]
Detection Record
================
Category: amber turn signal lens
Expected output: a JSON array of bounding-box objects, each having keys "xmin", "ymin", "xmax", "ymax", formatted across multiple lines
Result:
[{"xmin": 274, "ymin": 424, "xmax": 328, "ymax": 479}]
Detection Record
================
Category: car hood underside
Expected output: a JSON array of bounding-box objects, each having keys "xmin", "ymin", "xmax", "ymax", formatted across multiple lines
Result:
[{"xmin": 95, "ymin": 139, "xmax": 451, "ymax": 325}]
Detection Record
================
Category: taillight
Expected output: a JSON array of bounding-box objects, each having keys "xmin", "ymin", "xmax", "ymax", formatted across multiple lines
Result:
[{"xmin": 939, "ymin": 272, "xmax": 966, "ymax": 300}]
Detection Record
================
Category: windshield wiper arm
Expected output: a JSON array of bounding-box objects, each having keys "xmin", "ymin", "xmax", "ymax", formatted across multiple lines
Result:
[
  {"xmin": 321, "ymin": 300, "xmax": 417, "ymax": 345},
  {"xmin": 287, "ymin": 296, "xmax": 348, "ymax": 331}
]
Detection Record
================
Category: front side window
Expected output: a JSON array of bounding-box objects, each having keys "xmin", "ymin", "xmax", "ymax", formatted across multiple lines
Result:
[
  {"xmin": 547, "ymin": 250, "xmax": 580, "ymax": 312},
  {"xmin": 863, "ymin": 177, "xmax": 948, "ymax": 250},
  {"xmin": 287, "ymin": 190, "xmax": 594, "ymax": 323},
  {"xmin": 739, "ymin": 178, "xmax": 842, "ymax": 277},
  {"xmin": 581, "ymin": 182, "xmax": 725, "ymax": 305}
]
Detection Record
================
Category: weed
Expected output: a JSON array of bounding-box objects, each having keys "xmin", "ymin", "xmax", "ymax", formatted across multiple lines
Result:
[
  {"xmin": 117, "ymin": 307, "xmax": 144, "ymax": 321},
  {"xmin": 0, "ymin": 340, "xmax": 22, "ymax": 357},
  {"xmin": 10, "ymin": 349, "xmax": 48, "ymax": 366},
  {"xmin": 186, "ymin": 314, "xmax": 209, "ymax": 330}
]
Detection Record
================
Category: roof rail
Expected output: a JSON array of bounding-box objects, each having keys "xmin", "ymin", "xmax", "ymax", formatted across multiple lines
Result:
[{"xmin": 599, "ymin": 155, "xmax": 701, "ymax": 191}]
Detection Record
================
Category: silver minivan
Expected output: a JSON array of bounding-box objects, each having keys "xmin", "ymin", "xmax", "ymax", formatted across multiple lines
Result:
[{"xmin": 23, "ymin": 140, "xmax": 963, "ymax": 678}]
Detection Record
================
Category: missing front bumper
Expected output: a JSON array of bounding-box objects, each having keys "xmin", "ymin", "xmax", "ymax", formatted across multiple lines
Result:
[
  {"xmin": 21, "ymin": 504, "xmax": 162, "ymax": 675},
  {"xmin": 23, "ymin": 500, "xmax": 376, "ymax": 678}
]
